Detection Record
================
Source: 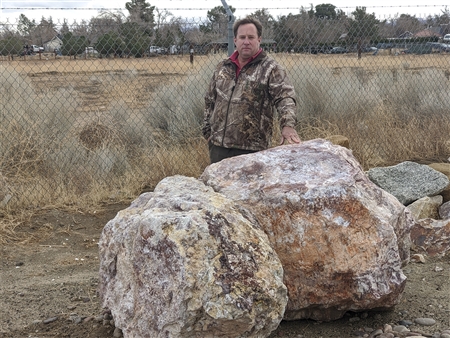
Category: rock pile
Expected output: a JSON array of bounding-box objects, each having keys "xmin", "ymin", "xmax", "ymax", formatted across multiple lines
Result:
[
  {"xmin": 366, "ymin": 161, "xmax": 450, "ymax": 256},
  {"xmin": 98, "ymin": 139, "xmax": 423, "ymax": 338}
]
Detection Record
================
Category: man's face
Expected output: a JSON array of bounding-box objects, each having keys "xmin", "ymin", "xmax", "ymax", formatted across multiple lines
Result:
[{"xmin": 234, "ymin": 23, "xmax": 261, "ymax": 61}]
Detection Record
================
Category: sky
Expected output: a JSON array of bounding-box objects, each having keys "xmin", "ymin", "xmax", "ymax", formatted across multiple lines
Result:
[{"xmin": 0, "ymin": 0, "xmax": 448, "ymax": 24}]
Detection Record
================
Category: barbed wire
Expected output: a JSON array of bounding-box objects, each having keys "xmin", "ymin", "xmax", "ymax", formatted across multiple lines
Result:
[{"xmin": 1, "ymin": 5, "xmax": 449, "ymax": 11}]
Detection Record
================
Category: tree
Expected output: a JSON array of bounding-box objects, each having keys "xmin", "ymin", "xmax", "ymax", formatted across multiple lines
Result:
[
  {"xmin": 273, "ymin": 13, "xmax": 306, "ymax": 52},
  {"xmin": 200, "ymin": 5, "xmax": 235, "ymax": 36},
  {"xmin": 347, "ymin": 7, "xmax": 380, "ymax": 58},
  {"xmin": 0, "ymin": 36, "xmax": 23, "ymax": 56},
  {"xmin": 125, "ymin": 0, "xmax": 155, "ymax": 25},
  {"xmin": 30, "ymin": 17, "xmax": 57, "ymax": 46},
  {"xmin": 95, "ymin": 32, "xmax": 126, "ymax": 57},
  {"xmin": 314, "ymin": 4, "xmax": 337, "ymax": 19},
  {"xmin": 273, "ymin": 7, "xmax": 344, "ymax": 53},
  {"xmin": 426, "ymin": 7, "xmax": 450, "ymax": 36},
  {"xmin": 119, "ymin": 22, "xmax": 150, "ymax": 57},
  {"xmin": 60, "ymin": 20, "xmax": 71, "ymax": 36},
  {"xmin": 17, "ymin": 14, "xmax": 36, "ymax": 37},
  {"xmin": 89, "ymin": 11, "xmax": 124, "ymax": 45},
  {"xmin": 61, "ymin": 32, "xmax": 88, "ymax": 58},
  {"xmin": 249, "ymin": 9, "xmax": 275, "ymax": 39},
  {"xmin": 397, "ymin": 14, "xmax": 423, "ymax": 34}
]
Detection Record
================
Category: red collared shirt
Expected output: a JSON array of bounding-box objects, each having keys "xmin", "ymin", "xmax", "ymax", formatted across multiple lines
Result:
[{"xmin": 229, "ymin": 48, "xmax": 263, "ymax": 77}]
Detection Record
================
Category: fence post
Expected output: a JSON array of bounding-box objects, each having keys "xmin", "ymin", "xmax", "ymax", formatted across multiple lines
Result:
[{"xmin": 220, "ymin": 0, "xmax": 235, "ymax": 57}]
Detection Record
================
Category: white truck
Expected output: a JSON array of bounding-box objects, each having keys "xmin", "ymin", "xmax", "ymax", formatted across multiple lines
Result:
[{"xmin": 31, "ymin": 45, "xmax": 44, "ymax": 52}]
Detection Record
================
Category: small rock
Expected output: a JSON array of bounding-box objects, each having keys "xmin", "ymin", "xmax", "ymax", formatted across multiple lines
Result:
[
  {"xmin": 31, "ymin": 320, "xmax": 42, "ymax": 325},
  {"xmin": 352, "ymin": 330, "xmax": 365, "ymax": 336},
  {"xmin": 441, "ymin": 334, "xmax": 450, "ymax": 338},
  {"xmin": 393, "ymin": 325, "xmax": 409, "ymax": 333},
  {"xmin": 368, "ymin": 328, "xmax": 383, "ymax": 337},
  {"xmin": 103, "ymin": 312, "xmax": 113, "ymax": 320},
  {"xmin": 384, "ymin": 324, "xmax": 393, "ymax": 332},
  {"xmin": 398, "ymin": 320, "xmax": 413, "ymax": 327},
  {"xmin": 411, "ymin": 254, "xmax": 426, "ymax": 263},
  {"xmin": 349, "ymin": 317, "xmax": 361, "ymax": 322},
  {"xmin": 94, "ymin": 315, "xmax": 104, "ymax": 322},
  {"xmin": 43, "ymin": 317, "xmax": 58, "ymax": 324},
  {"xmin": 378, "ymin": 333, "xmax": 394, "ymax": 338},
  {"xmin": 113, "ymin": 327, "xmax": 123, "ymax": 337},
  {"xmin": 15, "ymin": 262, "xmax": 24, "ymax": 266},
  {"xmin": 414, "ymin": 318, "xmax": 436, "ymax": 326},
  {"xmin": 83, "ymin": 316, "xmax": 94, "ymax": 323}
]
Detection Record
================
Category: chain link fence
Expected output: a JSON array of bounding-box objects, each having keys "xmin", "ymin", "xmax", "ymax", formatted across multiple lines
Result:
[{"xmin": 1, "ymin": 6, "xmax": 450, "ymax": 211}]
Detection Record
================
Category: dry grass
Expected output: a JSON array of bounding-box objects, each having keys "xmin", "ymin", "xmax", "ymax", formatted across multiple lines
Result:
[
  {"xmin": 1, "ymin": 52, "xmax": 450, "ymax": 241},
  {"xmin": 273, "ymin": 52, "xmax": 450, "ymax": 71},
  {"xmin": 6, "ymin": 54, "xmax": 214, "ymax": 75}
]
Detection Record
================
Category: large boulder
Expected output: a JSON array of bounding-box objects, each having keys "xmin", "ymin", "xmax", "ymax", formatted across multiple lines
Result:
[
  {"xmin": 367, "ymin": 161, "xmax": 449, "ymax": 205},
  {"xmin": 200, "ymin": 139, "xmax": 413, "ymax": 321},
  {"xmin": 98, "ymin": 176, "xmax": 287, "ymax": 338}
]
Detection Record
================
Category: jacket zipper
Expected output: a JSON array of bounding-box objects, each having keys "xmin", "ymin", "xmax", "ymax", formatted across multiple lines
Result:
[{"xmin": 220, "ymin": 57, "xmax": 259, "ymax": 147}]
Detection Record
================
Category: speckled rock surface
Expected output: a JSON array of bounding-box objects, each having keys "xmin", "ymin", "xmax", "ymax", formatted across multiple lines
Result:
[
  {"xmin": 200, "ymin": 139, "xmax": 413, "ymax": 321},
  {"xmin": 98, "ymin": 176, "xmax": 287, "ymax": 338}
]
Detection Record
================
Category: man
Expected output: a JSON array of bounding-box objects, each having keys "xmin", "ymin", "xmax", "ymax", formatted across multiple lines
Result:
[{"xmin": 202, "ymin": 16, "xmax": 301, "ymax": 164}]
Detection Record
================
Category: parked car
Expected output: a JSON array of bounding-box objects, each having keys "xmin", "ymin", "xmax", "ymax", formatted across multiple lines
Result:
[
  {"xmin": 424, "ymin": 42, "xmax": 450, "ymax": 52},
  {"xmin": 149, "ymin": 46, "xmax": 164, "ymax": 54},
  {"xmin": 440, "ymin": 43, "xmax": 450, "ymax": 52},
  {"xmin": 402, "ymin": 44, "xmax": 432, "ymax": 54},
  {"xmin": 361, "ymin": 46, "xmax": 378, "ymax": 53},
  {"xmin": 328, "ymin": 47, "xmax": 348, "ymax": 54},
  {"xmin": 81, "ymin": 47, "xmax": 99, "ymax": 57},
  {"xmin": 443, "ymin": 34, "xmax": 450, "ymax": 42},
  {"xmin": 31, "ymin": 45, "xmax": 44, "ymax": 52},
  {"xmin": 376, "ymin": 42, "xmax": 394, "ymax": 49},
  {"xmin": 83, "ymin": 47, "xmax": 98, "ymax": 55}
]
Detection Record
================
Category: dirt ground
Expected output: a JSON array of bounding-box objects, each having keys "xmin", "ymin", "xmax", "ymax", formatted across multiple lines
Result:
[{"xmin": 0, "ymin": 203, "xmax": 449, "ymax": 338}]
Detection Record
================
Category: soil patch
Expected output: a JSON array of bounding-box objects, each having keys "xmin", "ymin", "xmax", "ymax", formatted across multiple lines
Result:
[{"xmin": 1, "ymin": 204, "xmax": 449, "ymax": 338}]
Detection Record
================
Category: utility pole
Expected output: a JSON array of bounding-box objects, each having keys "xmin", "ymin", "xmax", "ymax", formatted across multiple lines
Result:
[{"xmin": 220, "ymin": 0, "xmax": 235, "ymax": 56}]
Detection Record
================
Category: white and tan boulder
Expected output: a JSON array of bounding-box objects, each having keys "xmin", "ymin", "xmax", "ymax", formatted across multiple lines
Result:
[
  {"xmin": 200, "ymin": 139, "xmax": 413, "ymax": 321},
  {"xmin": 98, "ymin": 176, "xmax": 287, "ymax": 338},
  {"xmin": 407, "ymin": 195, "xmax": 443, "ymax": 220}
]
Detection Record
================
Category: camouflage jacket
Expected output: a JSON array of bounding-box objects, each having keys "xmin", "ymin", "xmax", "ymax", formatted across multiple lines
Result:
[{"xmin": 202, "ymin": 51, "xmax": 298, "ymax": 151}]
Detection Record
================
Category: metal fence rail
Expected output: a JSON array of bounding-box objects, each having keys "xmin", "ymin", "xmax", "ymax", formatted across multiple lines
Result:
[{"xmin": 1, "ymin": 6, "xmax": 450, "ymax": 210}]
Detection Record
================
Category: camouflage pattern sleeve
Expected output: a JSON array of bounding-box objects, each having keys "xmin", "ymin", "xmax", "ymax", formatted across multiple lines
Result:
[
  {"xmin": 268, "ymin": 64, "xmax": 297, "ymax": 129},
  {"xmin": 202, "ymin": 71, "xmax": 217, "ymax": 140}
]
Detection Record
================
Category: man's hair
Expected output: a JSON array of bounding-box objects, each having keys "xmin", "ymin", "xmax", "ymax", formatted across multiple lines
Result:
[{"xmin": 233, "ymin": 17, "xmax": 263, "ymax": 38}]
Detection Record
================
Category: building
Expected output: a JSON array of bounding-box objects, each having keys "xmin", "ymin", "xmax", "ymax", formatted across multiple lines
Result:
[{"xmin": 43, "ymin": 36, "xmax": 63, "ymax": 52}]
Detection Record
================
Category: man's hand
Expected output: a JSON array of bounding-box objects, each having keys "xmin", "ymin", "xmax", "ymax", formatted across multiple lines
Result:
[{"xmin": 280, "ymin": 126, "xmax": 301, "ymax": 145}]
